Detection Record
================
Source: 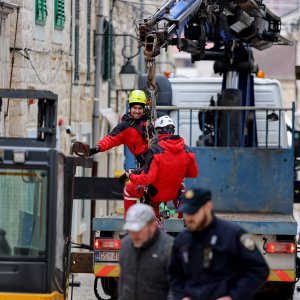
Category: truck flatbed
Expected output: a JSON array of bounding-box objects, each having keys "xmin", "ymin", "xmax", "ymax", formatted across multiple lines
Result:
[{"xmin": 93, "ymin": 213, "xmax": 297, "ymax": 235}]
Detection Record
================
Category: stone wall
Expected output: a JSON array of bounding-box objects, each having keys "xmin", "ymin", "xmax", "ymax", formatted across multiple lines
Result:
[
  {"xmin": 2, "ymin": 0, "xmax": 97, "ymax": 153},
  {"xmin": 0, "ymin": 0, "xmax": 158, "ymax": 220},
  {"xmin": 0, "ymin": 0, "xmax": 105, "ymax": 244}
]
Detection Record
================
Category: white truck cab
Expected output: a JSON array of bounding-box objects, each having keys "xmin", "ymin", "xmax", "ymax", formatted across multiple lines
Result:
[{"xmin": 169, "ymin": 77, "xmax": 288, "ymax": 148}]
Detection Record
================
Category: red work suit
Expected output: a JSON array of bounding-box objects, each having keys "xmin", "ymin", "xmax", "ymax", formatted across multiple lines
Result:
[
  {"xmin": 124, "ymin": 134, "xmax": 199, "ymax": 217},
  {"xmin": 96, "ymin": 113, "xmax": 148, "ymax": 162}
]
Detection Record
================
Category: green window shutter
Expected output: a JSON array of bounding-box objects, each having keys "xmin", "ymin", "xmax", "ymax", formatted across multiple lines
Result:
[
  {"xmin": 74, "ymin": 0, "xmax": 80, "ymax": 83},
  {"xmin": 35, "ymin": 0, "xmax": 47, "ymax": 26},
  {"xmin": 54, "ymin": 0, "xmax": 65, "ymax": 30},
  {"xmin": 103, "ymin": 21, "xmax": 115, "ymax": 81},
  {"xmin": 86, "ymin": 0, "xmax": 92, "ymax": 85}
]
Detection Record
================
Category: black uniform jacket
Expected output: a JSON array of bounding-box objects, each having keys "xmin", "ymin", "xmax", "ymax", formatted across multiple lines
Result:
[
  {"xmin": 168, "ymin": 216, "xmax": 269, "ymax": 300},
  {"xmin": 118, "ymin": 229, "xmax": 174, "ymax": 300}
]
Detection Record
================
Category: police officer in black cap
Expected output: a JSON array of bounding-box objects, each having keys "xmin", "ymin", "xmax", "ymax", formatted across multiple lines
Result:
[{"xmin": 168, "ymin": 188, "xmax": 269, "ymax": 300}]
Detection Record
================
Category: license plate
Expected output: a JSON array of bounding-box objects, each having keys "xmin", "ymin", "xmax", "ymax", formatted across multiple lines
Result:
[{"xmin": 95, "ymin": 251, "xmax": 120, "ymax": 262}]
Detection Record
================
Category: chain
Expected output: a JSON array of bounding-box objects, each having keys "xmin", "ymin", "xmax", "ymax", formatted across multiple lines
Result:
[
  {"xmin": 146, "ymin": 58, "xmax": 157, "ymax": 92},
  {"xmin": 145, "ymin": 57, "xmax": 158, "ymax": 147}
]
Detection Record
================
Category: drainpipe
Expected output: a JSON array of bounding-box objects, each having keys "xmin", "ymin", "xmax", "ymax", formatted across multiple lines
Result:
[
  {"xmin": 91, "ymin": 0, "xmax": 104, "ymax": 233},
  {"xmin": 93, "ymin": 0, "xmax": 104, "ymax": 146}
]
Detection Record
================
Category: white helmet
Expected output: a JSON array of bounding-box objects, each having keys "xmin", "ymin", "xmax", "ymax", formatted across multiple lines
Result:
[{"xmin": 154, "ymin": 115, "xmax": 175, "ymax": 129}]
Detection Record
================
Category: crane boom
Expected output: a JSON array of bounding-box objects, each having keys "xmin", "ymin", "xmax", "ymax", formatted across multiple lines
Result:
[
  {"xmin": 137, "ymin": 0, "xmax": 292, "ymax": 148},
  {"xmin": 137, "ymin": 0, "xmax": 292, "ymax": 61}
]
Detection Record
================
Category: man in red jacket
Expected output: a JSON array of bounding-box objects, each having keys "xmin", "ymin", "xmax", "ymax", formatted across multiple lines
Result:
[
  {"xmin": 89, "ymin": 89, "xmax": 149, "ymax": 166},
  {"xmin": 125, "ymin": 115, "xmax": 199, "ymax": 218},
  {"xmin": 89, "ymin": 90, "xmax": 150, "ymax": 214}
]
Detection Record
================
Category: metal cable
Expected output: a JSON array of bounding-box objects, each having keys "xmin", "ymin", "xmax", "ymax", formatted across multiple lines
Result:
[
  {"xmin": 5, "ymin": 5, "xmax": 20, "ymax": 120},
  {"xmin": 22, "ymin": 49, "xmax": 63, "ymax": 85}
]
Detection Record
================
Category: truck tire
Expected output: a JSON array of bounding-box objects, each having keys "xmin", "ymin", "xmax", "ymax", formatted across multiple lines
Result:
[
  {"xmin": 101, "ymin": 277, "xmax": 118, "ymax": 299},
  {"xmin": 254, "ymin": 282, "xmax": 295, "ymax": 300},
  {"xmin": 94, "ymin": 276, "xmax": 118, "ymax": 300}
]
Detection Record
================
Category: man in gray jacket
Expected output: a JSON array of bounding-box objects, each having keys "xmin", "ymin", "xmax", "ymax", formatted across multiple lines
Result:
[{"xmin": 118, "ymin": 203, "xmax": 174, "ymax": 300}]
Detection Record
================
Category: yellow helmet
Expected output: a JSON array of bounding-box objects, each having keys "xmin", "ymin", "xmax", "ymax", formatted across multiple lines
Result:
[{"xmin": 128, "ymin": 90, "xmax": 147, "ymax": 106}]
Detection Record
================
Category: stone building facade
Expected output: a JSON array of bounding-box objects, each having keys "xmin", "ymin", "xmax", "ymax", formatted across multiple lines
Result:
[
  {"xmin": 0, "ymin": 0, "xmax": 150, "ymax": 244},
  {"xmin": 0, "ymin": 0, "xmax": 96, "ymax": 149}
]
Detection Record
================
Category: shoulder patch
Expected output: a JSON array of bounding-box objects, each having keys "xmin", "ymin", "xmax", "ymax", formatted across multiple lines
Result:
[{"xmin": 240, "ymin": 234, "xmax": 256, "ymax": 251}]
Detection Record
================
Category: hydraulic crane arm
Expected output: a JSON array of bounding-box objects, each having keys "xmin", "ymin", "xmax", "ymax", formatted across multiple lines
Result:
[
  {"xmin": 137, "ymin": 0, "xmax": 292, "ymax": 61},
  {"xmin": 137, "ymin": 0, "xmax": 292, "ymax": 149},
  {"xmin": 137, "ymin": 0, "xmax": 203, "ymax": 58}
]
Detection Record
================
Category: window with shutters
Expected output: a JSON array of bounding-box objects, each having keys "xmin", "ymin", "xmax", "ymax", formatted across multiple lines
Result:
[
  {"xmin": 102, "ymin": 20, "xmax": 115, "ymax": 82},
  {"xmin": 54, "ymin": 0, "xmax": 65, "ymax": 30},
  {"xmin": 74, "ymin": 0, "xmax": 80, "ymax": 83},
  {"xmin": 35, "ymin": 0, "xmax": 47, "ymax": 26},
  {"xmin": 86, "ymin": 0, "xmax": 92, "ymax": 85}
]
